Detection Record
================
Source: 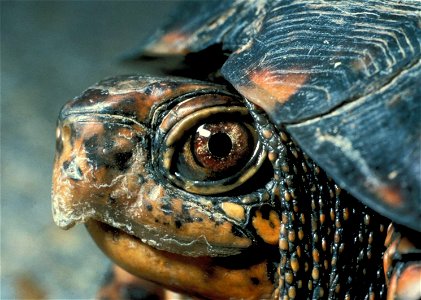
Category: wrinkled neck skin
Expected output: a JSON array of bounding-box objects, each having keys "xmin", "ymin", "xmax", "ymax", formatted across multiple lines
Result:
[{"xmin": 52, "ymin": 75, "xmax": 388, "ymax": 299}]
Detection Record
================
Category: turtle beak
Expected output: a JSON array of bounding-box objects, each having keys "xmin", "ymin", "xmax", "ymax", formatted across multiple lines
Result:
[{"xmin": 51, "ymin": 112, "xmax": 147, "ymax": 229}]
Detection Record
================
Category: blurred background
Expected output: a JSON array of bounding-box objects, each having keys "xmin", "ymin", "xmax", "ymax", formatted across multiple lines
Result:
[{"xmin": 1, "ymin": 2, "xmax": 179, "ymax": 298}]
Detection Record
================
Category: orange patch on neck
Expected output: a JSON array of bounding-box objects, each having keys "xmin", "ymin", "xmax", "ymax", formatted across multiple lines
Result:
[
  {"xmin": 252, "ymin": 210, "xmax": 281, "ymax": 245},
  {"xmin": 236, "ymin": 69, "xmax": 308, "ymax": 114}
]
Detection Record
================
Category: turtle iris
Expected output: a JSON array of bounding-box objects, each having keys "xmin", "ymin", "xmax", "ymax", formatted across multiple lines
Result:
[
  {"xmin": 192, "ymin": 121, "xmax": 253, "ymax": 174},
  {"xmin": 154, "ymin": 92, "xmax": 267, "ymax": 195}
]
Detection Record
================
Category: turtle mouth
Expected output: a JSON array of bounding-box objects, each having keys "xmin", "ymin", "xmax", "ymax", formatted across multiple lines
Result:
[
  {"xmin": 84, "ymin": 215, "xmax": 250, "ymax": 258},
  {"xmin": 84, "ymin": 219, "xmax": 214, "ymax": 290},
  {"xmin": 85, "ymin": 219, "xmax": 276, "ymax": 300},
  {"xmin": 85, "ymin": 219, "xmax": 188, "ymax": 258}
]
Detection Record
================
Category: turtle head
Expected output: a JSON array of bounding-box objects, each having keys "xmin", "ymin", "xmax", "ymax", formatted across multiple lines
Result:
[{"xmin": 52, "ymin": 75, "xmax": 279, "ymax": 299}]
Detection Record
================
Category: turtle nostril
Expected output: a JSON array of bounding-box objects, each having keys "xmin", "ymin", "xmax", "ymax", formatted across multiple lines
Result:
[
  {"xmin": 63, "ymin": 159, "xmax": 83, "ymax": 181},
  {"xmin": 114, "ymin": 151, "xmax": 133, "ymax": 171},
  {"xmin": 208, "ymin": 132, "xmax": 232, "ymax": 158}
]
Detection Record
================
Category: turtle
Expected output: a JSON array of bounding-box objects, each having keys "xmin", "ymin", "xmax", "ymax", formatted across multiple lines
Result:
[{"xmin": 52, "ymin": 1, "xmax": 421, "ymax": 299}]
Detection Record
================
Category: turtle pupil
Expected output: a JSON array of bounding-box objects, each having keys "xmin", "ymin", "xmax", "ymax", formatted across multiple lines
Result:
[{"xmin": 208, "ymin": 132, "xmax": 232, "ymax": 158}]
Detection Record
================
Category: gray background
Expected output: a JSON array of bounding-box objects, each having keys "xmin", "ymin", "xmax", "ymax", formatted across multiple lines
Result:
[{"xmin": 1, "ymin": 2, "xmax": 178, "ymax": 298}]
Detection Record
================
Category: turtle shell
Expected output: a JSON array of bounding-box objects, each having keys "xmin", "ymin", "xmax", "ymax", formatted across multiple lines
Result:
[{"xmin": 141, "ymin": 0, "xmax": 421, "ymax": 232}]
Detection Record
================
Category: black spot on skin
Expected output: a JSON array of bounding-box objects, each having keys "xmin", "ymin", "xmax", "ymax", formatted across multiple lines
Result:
[
  {"xmin": 68, "ymin": 123, "xmax": 79, "ymax": 146},
  {"xmin": 55, "ymin": 128, "xmax": 63, "ymax": 155},
  {"xmin": 146, "ymin": 204, "xmax": 153, "ymax": 212},
  {"xmin": 181, "ymin": 204, "xmax": 190, "ymax": 214},
  {"xmin": 84, "ymin": 135, "xmax": 100, "ymax": 164},
  {"xmin": 144, "ymin": 86, "xmax": 153, "ymax": 95},
  {"xmin": 251, "ymin": 277, "xmax": 260, "ymax": 285},
  {"xmin": 180, "ymin": 205, "xmax": 199, "ymax": 223},
  {"xmin": 108, "ymin": 195, "xmax": 117, "ymax": 205},
  {"xmin": 214, "ymin": 245, "xmax": 278, "ymax": 272},
  {"xmin": 260, "ymin": 210, "xmax": 271, "ymax": 220},
  {"xmin": 102, "ymin": 98, "xmax": 138, "ymax": 119},
  {"xmin": 204, "ymin": 265, "xmax": 216, "ymax": 277},
  {"xmin": 175, "ymin": 220, "xmax": 182, "ymax": 229},
  {"xmin": 84, "ymin": 132, "xmax": 134, "ymax": 171},
  {"xmin": 114, "ymin": 151, "xmax": 132, "ymax": 171},
  {"xmin": 161, "ymin": 203, "xmax": 172, "ymax": 215},
  {"xmin": 111, "ymin": 229, "xmax": 120, "ymax": 242},
  {"xmin": 255, "ymin": 204, "xmax": 273, "ymax": 220},
  {"xmin": 138, "ymin": 175, "xmax": 145, "ymax": 184},
  {"xmin": 122, "ymin": 284, "xmax": 160, "ymax": 300},
  {"xmin": 230, "ymin": 224, "xmax": 246, "ymax": 238}
]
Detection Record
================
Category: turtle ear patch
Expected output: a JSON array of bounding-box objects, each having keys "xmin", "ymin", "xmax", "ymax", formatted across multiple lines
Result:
[{"xmin": 251, "ymin": 207, "xmax": 281, "ymax": 246}]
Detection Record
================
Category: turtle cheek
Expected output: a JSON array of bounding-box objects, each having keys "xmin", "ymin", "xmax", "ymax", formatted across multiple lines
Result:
[{"xmin": 251, "ymin": 207, "xmax": 282, "ymax": 246}]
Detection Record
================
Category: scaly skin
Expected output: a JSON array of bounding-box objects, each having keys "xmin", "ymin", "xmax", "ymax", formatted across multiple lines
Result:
[{"xmin": 49, "ymin": 75, "xmax": 421, "ymax": 299}]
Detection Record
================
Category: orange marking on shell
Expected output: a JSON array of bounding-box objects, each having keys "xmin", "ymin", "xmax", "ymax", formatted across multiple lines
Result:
[
  {"xmin": 236, "ymin": 69, "xmax": 308, "ymax": 115},
  {"xmin": 162, "ymin": 32, "xmax": 188, "ymax": 44},
  {"xmin": 376, "ymin": 186, "xmax": 403, "ymax": 207},
  {"xmin": 145, "ymin": 31, "xmax": 190, "ymax": 55},
  {"xmin": 252, "ymin": 210, "xmax": 281, "ymax": 245}
]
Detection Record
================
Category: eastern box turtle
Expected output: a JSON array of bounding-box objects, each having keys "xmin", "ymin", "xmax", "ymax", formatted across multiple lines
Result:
[{"xmin": 52, "ymin": 1, "xmax": 421, "ymax": 299}]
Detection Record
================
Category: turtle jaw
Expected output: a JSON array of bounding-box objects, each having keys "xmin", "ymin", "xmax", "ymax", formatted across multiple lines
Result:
[{"xmin": 85, "ymin": 219, "xmax": 276, "ymax": 300}]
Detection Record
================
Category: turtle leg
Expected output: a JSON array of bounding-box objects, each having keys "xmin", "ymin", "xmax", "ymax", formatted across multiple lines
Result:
[
  {"xmin": 383, "ymin": 223, "xmax": 421, "ymax": 300},
  {"xmin": 96, "ymin": 265, "xmax": 188, "ymax": 300}
]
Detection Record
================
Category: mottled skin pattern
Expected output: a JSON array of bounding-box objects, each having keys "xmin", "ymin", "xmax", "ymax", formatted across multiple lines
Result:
[
  {"xmin": 53, "ymin": 77, "xmax": 278, "ymax": 299},
  {"xmin": 52, "ymin": 1, "xmax": 421, "ymax": 299},
  {"xmin": 51, "ymin": 75, "xmax": 418, "ymax": 299}
]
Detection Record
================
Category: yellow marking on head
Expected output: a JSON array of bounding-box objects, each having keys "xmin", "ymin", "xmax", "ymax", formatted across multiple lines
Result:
[{"xmin": 221, "ymin": 202, "xmax": 246, "ymax": 223}]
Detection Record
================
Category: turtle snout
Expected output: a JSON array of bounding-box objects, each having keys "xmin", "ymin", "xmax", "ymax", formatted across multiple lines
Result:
[{"xmin": 51, "ymin": 116, "xmax": 147, "ymax": 229}]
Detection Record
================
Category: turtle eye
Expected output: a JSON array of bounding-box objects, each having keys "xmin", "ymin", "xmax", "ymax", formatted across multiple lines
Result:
[
  {"xmin": 154, "ymin": 92, "xmax": 266, "ymax": 195},
  {"xmin": 178, "ymin": 119, "xmax": 256, "ymax": 180},
  {"xmin": 192, "ymin": 121, "xmax": 253, "ymax": 175}
]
